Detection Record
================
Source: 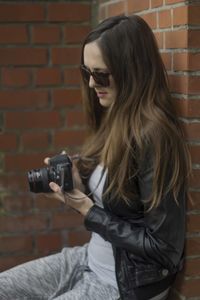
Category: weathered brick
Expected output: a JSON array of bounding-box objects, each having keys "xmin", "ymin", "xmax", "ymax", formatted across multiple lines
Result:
[
  {"xmin": 48, "ymin": 3, "xmax": 90, "ymax": 22},
  {"xmin": 35, "ymin": 68, "xmax": 62, "ymax": 86},
  {"xmin": 0, "ymin": 26, "xmax": 28, "ymax": 44},
  {"xmin": 127, "ymin": 0, "xmax": 149, "ymax": 13},
  {"xmin": 32, "ymin": 25, "xmax": 61, "ymax": 44},
  {"xmin": 52, "ymin": 47, "xmax": 81, "ymax": 65},
  {"xmin": 0, "ymin": 4, "xmax": 45, "ymax": 22},
  {"xmin": 0, "ymin": 90, "xmax": 48, "ymax": 109},
  {"xmin": 0, "ymin": 48, "xmax": 48, "ymax": 66},
  {"xmin": 2, "ymin": 68, "xmax": 31, "ymax": 87},
  {"xmin": 5, "ymin": 111, "xmax": 61, "ymax": 129}
]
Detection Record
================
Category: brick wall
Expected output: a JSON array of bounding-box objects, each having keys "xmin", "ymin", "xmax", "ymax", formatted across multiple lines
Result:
[
  {"xmin": 98, "ymin": 0, "xmax": 200, "ymax": 299},
  {"xmin": 0, "ymin": 0, "xmax": 199, "ymax": 298},
  {"xmin": 0, "ymin": 1, "xmax": 91, "ymax": 271}
]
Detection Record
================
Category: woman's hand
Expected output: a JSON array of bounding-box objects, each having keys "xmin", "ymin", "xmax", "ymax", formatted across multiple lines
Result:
[
  {"xmin": 43, "ymin": 152, "xmax": 94, "ymax": 216},
  {"xmin": 49, "ymin": 182, "xmax": 94, "ymax": 216},
  {"xmin": 71, "ymin": 154, "xmax": 85, "ymax": 193},
  {"xmin": 44, "ymin": 153, "xmax": 85, "ymax": 193}
]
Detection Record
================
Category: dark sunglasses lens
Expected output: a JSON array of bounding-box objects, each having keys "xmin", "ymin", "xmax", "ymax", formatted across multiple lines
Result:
[
  {"xmin": 80, "ymin": 67, "xmax": 90, "ymax": 82},
  {"xmin": 80, "ymin": 66, "xmax": 110, "ymax": 87},
  {"xmin": 92, "ymin": 72, "xmax": 110, "ymax": 87}
]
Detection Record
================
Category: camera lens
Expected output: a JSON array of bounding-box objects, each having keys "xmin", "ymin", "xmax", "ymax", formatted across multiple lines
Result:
[{"xmin": 28, "ymin": 168, "xmax": 52, "ymax": 193}]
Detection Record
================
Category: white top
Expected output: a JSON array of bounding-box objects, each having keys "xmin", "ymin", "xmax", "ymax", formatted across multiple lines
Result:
[{"xmin": 87, "ymin": 165, "xmax": 118, "ymax": 288}]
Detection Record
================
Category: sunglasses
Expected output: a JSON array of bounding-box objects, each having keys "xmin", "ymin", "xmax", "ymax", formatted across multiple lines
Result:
[{"xmin": 80, "ymin": 64, "xmax": 111, "ymax": 87}]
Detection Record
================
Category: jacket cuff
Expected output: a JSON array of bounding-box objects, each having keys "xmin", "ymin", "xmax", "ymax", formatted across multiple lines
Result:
[{"xmin": 84, "ymin": 205, "xmax": 109, "ymax": 238}]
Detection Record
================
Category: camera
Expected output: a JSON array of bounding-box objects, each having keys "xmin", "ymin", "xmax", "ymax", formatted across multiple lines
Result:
[{"xmin": 27, "ymin": 154, "xmax": 73, "ymax": 193}]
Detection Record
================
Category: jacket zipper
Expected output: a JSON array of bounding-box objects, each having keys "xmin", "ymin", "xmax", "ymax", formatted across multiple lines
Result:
[{"xmin": 113, "ymin": 246, "xmax": 124, "ymax": 300}]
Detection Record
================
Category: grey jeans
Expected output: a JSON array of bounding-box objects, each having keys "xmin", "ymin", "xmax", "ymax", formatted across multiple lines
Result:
[
  {"xmin": 0, "ymin": 245, "xmax": 119, "ymax": 300},
  {"xmin": 0, "ymin": 244, "xmax": 171, "ymax": 300}
]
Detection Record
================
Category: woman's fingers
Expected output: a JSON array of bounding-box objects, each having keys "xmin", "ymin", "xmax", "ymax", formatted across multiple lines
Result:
[
  {"xmin": 44, "ymin": 157, "xmax": 50, "ymax": 165},
  {"xmin": 49, "ymin": 182, "xmax": 61, "ymax": 193},
  {"xmin": 44, "ymin": 150, "xmax": 66, "ymax": 165},
  {"xmin": 48, "ymin": 182, "xmax": 66, "ymax": 203}
]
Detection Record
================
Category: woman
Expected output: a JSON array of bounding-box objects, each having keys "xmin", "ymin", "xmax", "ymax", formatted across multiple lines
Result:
[{"xmin": 0, "ymin": 15, "xmax": 190, "ymax": 300}]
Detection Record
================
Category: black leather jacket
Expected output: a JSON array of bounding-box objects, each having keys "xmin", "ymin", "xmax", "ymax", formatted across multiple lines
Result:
[{"xmin": 84, "ymin": 154, "xmax": 186, "ymax": 300}]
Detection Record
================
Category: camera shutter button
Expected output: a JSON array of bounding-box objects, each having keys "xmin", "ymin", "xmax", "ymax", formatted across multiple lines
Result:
[{"xmin": 161, "ymin": 269, "xmax": 169, "ymax": 277}]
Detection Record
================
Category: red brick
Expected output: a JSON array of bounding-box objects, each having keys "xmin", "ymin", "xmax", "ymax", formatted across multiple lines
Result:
[
  {"xmin": 4, "ymin": 153, "xmax": 50, "ymax": 172},
  {"xmin": 188, "ymin": 76, "xmax": 200, "ymax": 94},
  {"xmin": 166, "ymin": 0, "xmax": 184, "ymax": 4},
  {"xmin": 0, "ymin": 90, "xmax": 48, "ymax": 109},
  {"xmin": 188, "ymin": 30, "xmax": 200, "ymax": 48},
  {"xmin": 48, "ymin": 3, "xmax": 90, "ymax": 22},
  {"xmin": 173, "ymin": 53, "xmax": 188, "ymax": 71},
  {"xmin": 2, "ymin": 68, "xmax": 31, "ymax": 87},
  {"xmin": 53, "ymin": 130, "xmax": 86, "ymax": 148},
  {"xmin": 165, "ymin": 30, "xmax": 188, "ymax": 49},
  {"xmin": 0, "ymin": 255, "xmax": 39, "ymax": 272},
  {"xmin": 141, "ymin": 12, "xmax": 157, "ymax": 29},
  {"xmin": 66, "ymin": 110, "xmax": 86, "ymax": 127},
  {"xmin": 0, "ymin": 235, "xmax": 33, "ymax": 253},
  {"xmin": 0, "ymin": 133, "xmax": 17, "ymax": 151},
  {"xmin": 189, "ymin": 144, "xmax": 200, "ymax": 164},
  {"xmin": 175, "ymin": 98, "xmax": 200, "ymax": 118},
  {"xmin": 151, "ymin": 0, "xmax": 163, "ymax": 8},
  {"xmin": 5, "ymin": 111, "xmax": 61, "ymax": 129},
  {"xmin": 107, "ymin": 1, "xmax": 125, "ymax": 17},
  {"xmin": 52, "ymin": 47, "xmax": 81, "ymax": 65},
  {"xmin": 68, "ymin": 230, "xmax": 91, "ymax": 246},
  {"xmin": 187, "ymin": 214, "xmax": 200, "ymax": 233},
  {"xmin": 34, "ymin": 194, "xmax": 62, "ymax": 210},
  {"xmin": 64, "ymin": 25, "xmax": 91, "ymax": 44},
  {"xmin": 98, "ymin": 6, "xmax": 107, "ymax": 21},
  {"xmin": 169, "ymin": 75, "xmax": 188, "ymax": 94},
  {"xmin": 0, "ymin": 4, "xmax": 45, "ymax": 22},
  {"xmin": 174, "ymin": 52, "xmax": 200, "ymax": 71},
  {"xmin": 176, "ymin": 278, "xmax": 200, "ymax": 298},
  {"xmin": 0, "ymin": 174, "xmax": 28, "ymax": 192},
  {"xmin": 173, "ymin": 6, "xmax": 188, "ymax": 26},
  {"xmin": 188, "ymin": 52, "xmax": 200, "ymax": 70},
  {"xmin": 174, "ymin": 98, "xmax": 187, "ymax": 117},
  {"xmin": 36, "ymin": 233, "xmax": 62, "ymax": 254},
  {"xmin": 161, "ymin": 52, "xmax": 171, "ymax": 70},
  {"xmin": 189, "ymin": 192, "xmax": 200, "ymax": 210},
  {"xmin": 154, "ymin": 31, "xmax": 164, "ymax": 49},
  {"xmin": 186, "ymin": 236, "xmax": 200, "ymax": 256},
  {"xmin": 0, "ymin": 26, "xmax": 28, "ymax": 44},
  {"xmin": 64, "ymin": 68, "xmax": 81, "ymax": 86},
  {"xmin": 159, "ymin": 10, "xmax": 172, "ymax": 29},
  {"xmin": 32, "ymin": 25, "xmax": 61, "ymax": 44},
  {"xmin": 51, "ymin": 210, "xmax": 84, "ymax": 229},
  {"xmin": 127, "ymin": 0, "xmax": 149, "ymax": 13},
  {"xmin": 2, "ymin": 195, "xmax": 32, "ymax": 212},
  {"xmin": 0, "ymin": 215, "xmax": 48, "ymax": 233},
  {"xmin": 52, "ymin": 89, "xmax": 82, "ymax": 107},
  {"xmin": 189, "ymin": 169, "xmax": 200, "ymax": 189},
  {"xmin": 185, "ymin": 258, "xmax": 200, "ymax": 277},
  {"xmin": 0, "ymin": 48, "xmax": 48, "ymax": 66},
  {"xmin": 189, "ymin": 5, "xmax": 200, "ymax": 25},
  {"xmin": 184, "ymin": 120, "xmax": 200, "ymax": 139},
  {"xmin": 35, "ymin": 68, "xmax": 62, "ymax": 86},
  {"xmin": 21, "ymin": 132, "xmax": 49, "ymax": 149}
]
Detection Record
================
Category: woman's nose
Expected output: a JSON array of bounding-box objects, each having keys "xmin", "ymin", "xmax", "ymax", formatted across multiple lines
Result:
[{"xmin": 89, "ymin": 75, "xmax": 96, "ymax": 88}]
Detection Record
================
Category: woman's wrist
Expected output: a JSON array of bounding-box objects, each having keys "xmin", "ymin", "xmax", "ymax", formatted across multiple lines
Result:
[{"xmin": 80, "ymin": 202, "xmax": 94, "ymax": 216}]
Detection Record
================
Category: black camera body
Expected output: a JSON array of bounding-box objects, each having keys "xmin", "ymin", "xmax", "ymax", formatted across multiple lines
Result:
[{"xmin": 28, "ymin": 154, "xmax": 73, "ymax": 193}]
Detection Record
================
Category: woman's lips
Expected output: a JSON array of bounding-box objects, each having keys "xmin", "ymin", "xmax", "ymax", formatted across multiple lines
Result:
[{"xmin": 96, "ymin": 91, "xmax": 108, "ymax": 98}]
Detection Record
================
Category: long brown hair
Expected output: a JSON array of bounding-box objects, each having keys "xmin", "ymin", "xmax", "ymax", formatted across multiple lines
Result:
[{"xmin": 78, "ymin": 15, "xmax": 191, "ymax": 210}]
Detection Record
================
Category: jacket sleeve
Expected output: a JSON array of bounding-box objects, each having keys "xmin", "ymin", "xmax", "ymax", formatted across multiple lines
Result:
[{"xmin": 84, "ymin": 156, "xmax": 186, "ymax": 272}]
